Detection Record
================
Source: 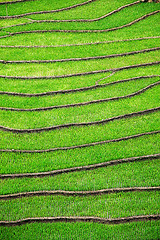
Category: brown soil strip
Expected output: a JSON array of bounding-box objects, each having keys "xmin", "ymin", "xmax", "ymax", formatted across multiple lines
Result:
[
  {"xmin": 0, "ymin": 36, "xmax": 159, "ymax": 48},
  {"xmin": 0, "ymin": 130, "xmax": 159, "ymax": 153},
  {"xmin": 0, "ymin": 1, "xmax": 140, "ymax": 26},
  {"xmin": 0, "ymin": 215, "xmax": 159, "ymax": 226},
  {"xmin": 1, "ymin": 187, "xmax": 160, "ymax": 200},
  {"xmin": 0, "ymin": 81, "xmax": 159, "ymax": 111},
  {"xmin": 0, "ymin": 107, "xmax": 159, "ymax": 133},
  {"xmin": 1, "ymin": 75, "xmax": 158, "ymax": 97},
  {"xmin": 95, "ymin": 72, "xmax": 115, "ymax": 85},
  {"xmin": 0, "ymin": 47, "xmax": 159, "ymax": 64},
  {"xmin": 0, "ymin": 11, "xmax": 159, "ymax": 38},
  {"xmin": 1, "ymin": 153, "xmax": 159, "ymax": 179},
  {"xmin": 0, "ymin": 0, "xmax": 98, "ymax": 18},
  {"xmin": 0, "ymin": 61, "xmax": 159, "ymax": 80}
]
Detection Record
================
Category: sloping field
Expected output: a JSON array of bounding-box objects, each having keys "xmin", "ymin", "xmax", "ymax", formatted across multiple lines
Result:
[{"xmin": 0, "ymin": 0, "xmax": 160, "ymax": 239}]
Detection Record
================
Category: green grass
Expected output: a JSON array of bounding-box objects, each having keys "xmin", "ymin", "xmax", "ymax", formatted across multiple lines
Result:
[
  {"xmin": 0, "ymin": 0, "xmax": 160, "ymax": 238},
  {"xmin": 1, "ymin": 111, "xmax": 160, "ymax": 149},
  {"xmin": 1, "ymin": 84, "xmax": 159, "ymax": 128},
  {"xmin": 0, "ymin": 0, "xmax": 87, "ymax": 16},
  {"xmin": 0, "ymin": 0, "xmax": 159, "ymax": 30},
  {"xmin": 0, "ymin": 0, "xmax": 136, "ymax": 19},
  {"xmin": 0, "ymin": 12, "xmax": 159, "ymax": 45},
  {"xmin": 1, "ymin": 133, "xmax": 159, "ymax": 175},
  {"xmin": 1, "ymin": 221, "xmax": 160, "ymax": 240},
  {"xmin": 1, "ymin": 77, "xmax": 159, "ymax": 108},
  {"xmin": 0, "ymin": 65, "xmax": 159, "ymax": 93},
  {"xmin": 1, "ymin": 5, "xmax": 160, "ymax": 32},
  {"xmin": 0, "ymin": 51, "xmax": 159, "ymax": 77},
  {"xmin": 1, "ymin": 191, "xmax": 160, "ymax": 220},
  {"xmin": 0, "ymin": 38, "xmax": 159, "ymax": 61},
  {"xmin": 1, "ymin": 159, "xmax": 160, "ymax": 194}
]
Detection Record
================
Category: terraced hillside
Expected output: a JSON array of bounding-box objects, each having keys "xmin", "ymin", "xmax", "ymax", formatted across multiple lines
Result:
[{"xmin": 0, "ymin": 0, "xmax": 160, "ymax": 239}]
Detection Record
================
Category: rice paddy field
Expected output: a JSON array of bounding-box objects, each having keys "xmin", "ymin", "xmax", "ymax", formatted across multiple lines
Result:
[{"xmin": 0, "ymin": 0, "xmax": 160, "ymax": 239}]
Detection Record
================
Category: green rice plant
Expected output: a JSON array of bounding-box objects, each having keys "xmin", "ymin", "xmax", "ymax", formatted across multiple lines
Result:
[
  {"xmin": 0, "ymin": 51, "xmax": 159, "ymax": 76},
  {"xmin": 0, "ymin": 38, "xmax": 159, "ymax": 61},
  {"xmin": 1, "ymin": 133, "xmax": 159, "ymax": 175},
  {"xmin": 1, "ymin": 220, "xmax": 160, "ymax": 240},
  {"xmin": 0, "ymin": 65, "xmax": 159, "ymax": 93},
  {"xmin": 1, "ymin": 159, "xmax": 159, "ymax": 194},
  {"xmin": 0, "ymin": 0, "xmax": 87, "ymax": 16},
  {"xmin": 1, "ymin": 85, "xmax": 159, "ymax": 128},
  {"xmin": 0, "ymin": 0, "xmax": 160, "ymax": 238},
  {"xmin": 1, "ymin": 77, "xmax": 159, "ymax": 108},
  {"xmin": 0, "ymin": 191, "xmax": 160, "ymax": 221},
  {"xmin": 0, "ymin": 13, "xmax": 159, "ymax": 46},
  {"xmin": 1, "ymin": 111, "xmax": 159, "ymax": 149}
]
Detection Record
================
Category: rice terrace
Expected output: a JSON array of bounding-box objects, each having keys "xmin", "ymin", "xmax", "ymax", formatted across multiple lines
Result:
[{"xmin": 0, "ymin": 0, "xmax": 160, "ymax": 239}]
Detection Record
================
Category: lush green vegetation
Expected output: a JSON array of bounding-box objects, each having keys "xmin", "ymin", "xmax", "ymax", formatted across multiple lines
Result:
[
  {"xmin": 1, "ymin": 84, "xmax": 159, "ymax": 128},
  {"xmin": 0, "ymin": 0, "xmax": 160, "ymax": 239},
  {"xmin": 1, "ymin": 38, "xmax": 159, "ymax": 61},
  {"xmin": 0, "ymin": 13, "xmax": 159, "ymax": 46},
  {"xmin": 1, "ymin": 191, "xmax": 160, "ymax": 220},
  {"xmin": 1, "ymin": 221, "xmax": 160, "ymax": 240},
  {"xmin": 1, "ymin": 159, "xmax": 160, "ymax": 194},
  {"xmin": 1, "ymin": 65, "xmax": 159, "ymax": 93}
]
